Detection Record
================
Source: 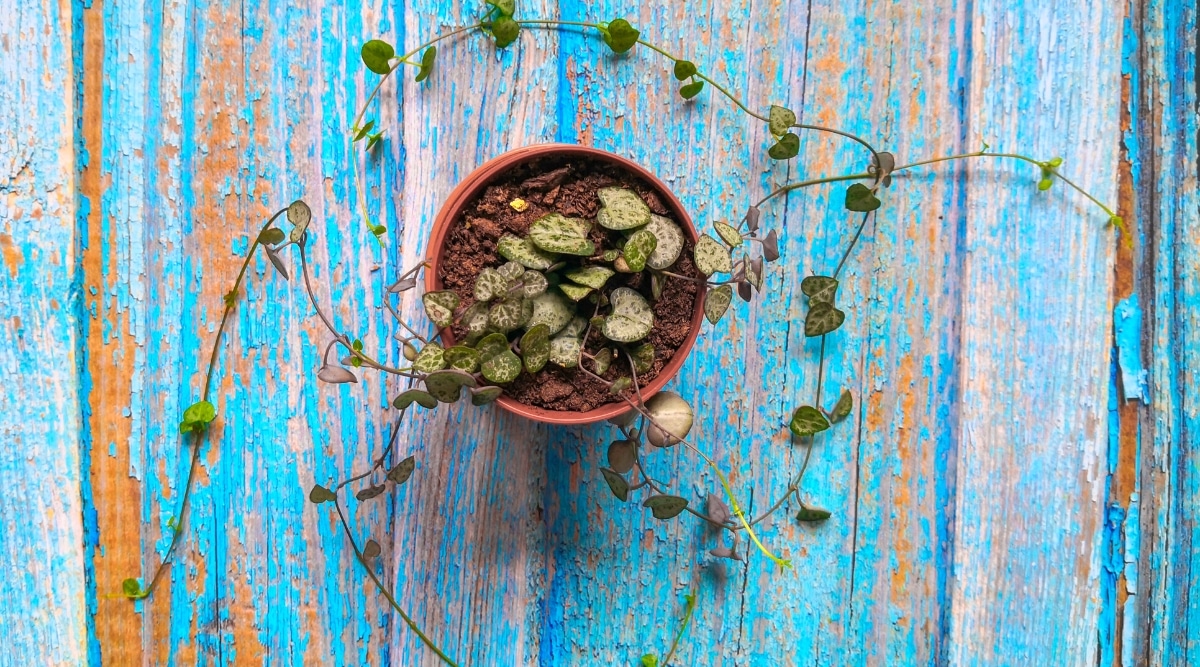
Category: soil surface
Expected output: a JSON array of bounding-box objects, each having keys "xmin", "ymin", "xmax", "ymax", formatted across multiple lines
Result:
[{"xmin": 437, "ymin": 155, "xmax": 702, "ymax": 412}]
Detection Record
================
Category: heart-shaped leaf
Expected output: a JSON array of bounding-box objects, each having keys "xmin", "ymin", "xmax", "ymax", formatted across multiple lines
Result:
[
  {"xmin": 361, "ymin": 40, "xmax": 395, "ymax": 75},
  {"xmin": 287, "ymin": 200, "xmax": 311, "ymax": 239},
  {"xmin": 363, "ymin": 539, "xmax": 382, "ymax": 559},
  {"xmin": 645, "ymin": 391, "xmax": 693, "ymax": 447},
  {"xmin": 596, "ymin": 187, "xmax": 651, "ymax": 230},
  {"xmin": 497, "ymin": 234, "xmax": 558, "ymax": 269},
  {"xmin": 693, "ymin": 234, "xmax": 733, "ymax": 275},
  {"xmin": 870, "ymin": 151, "xmax": 896, "ymax": 187},
  {"xmin": 704, "ymin": 284, "xmax": 733, "ymax": 324},
  {"xmin": 497, "ymin": 261, "xmax": 524, "ymax": 281},
  {"xmin": 520, "ymin": 323, "xmax": 551, "ymax": 373},
  {"xmin": 179, "ymin": 400, "xmax": 217, "ymax": 434},
  {"xmin": 713, "ymin": 220, "xmax": 742, "ymax": 247},
  {"xmin": 749, "ymin": 256, "xmax": 765, "ymax": 289},
  {"xmin": 444, "ymin": 346, "xmax": 480, "ymax": 373},
  {"xmin": 591, "ymin": 347, "xmax": 613, "ymax": 374},
  {"xmin": 737, "ymin": 280, "xmax": 752, "ymax": 302},
  {"xmin": 470, "ymin": 385, "xmax": 504, "ymax": 406},
  {"xmin": 387, "ymin": 455, "xmax": 416, "ymax": 484},
  {"xmin": 389, "ymin": 276, "xmax": 417, "ymax": 293},
  {"xmin": 565, "ymin": 266, "xmax": 614, "ymax": 289},
  {"xmin": 486, "ymin": 0, "xmax": 515, "ymax": 16},
  {"xmin": 706, "ymin": 493, "xmax": 732, "ymax": 525},
  {"xmin": 601, "ymin": 287, "xmax": 654, "ymax": 342},
  {"xmin": 631, "ymin": 343, "xmax": 655, "ymax": 374},
  {"xmin": 356, "ymin": 484, "xmax": 387, "ymax": 501},
  {"xmin": 528, "ymin": 292, "xmax": 574, "ymax": 335},
  {"xmin": 805, "ymin": 302, "xmax": 846, "ymax": 337},
  {"xmin": 393, "ymin": 388, "xmax": 438, "ymax": 410},
  {"xmin": 829, "ymin": 389, "xmax": 853, "ymax": 423},
  {"xmin": 673, "ymin": 59, "xmax": 697, "ymax": 80},
  {"xmin": 422, "ymin": 291, "xmax": 460, "ymax": 328},
  {"xmin": 797, "ymin": 506, "xmax": 832, "ymax": 522},
  {"xmin": 643, "ymin": 495, "xmax": 688, "ymax": 520},
  {"xmin": 521, "ymin": 270, "xmax": 548, "ymax": 298},
  {"xmin": 529, "ymin": 213, "xmax": 594, "ymax": 255},
  {"xmin": 489, "ymin": 296, "xmax": 529, "ymax": 333},
  {"xmin": 607, "ymin": 439, "xmax": 638, "ymax": 474},
  {"xmin": 549, "ymin": 335, "xmax": 581, "ymax": 368},
  {"xmin": 412, "ymin": 342, "xmax": 447, "ymax": 373},
  {"xmin": 800, "ymin": 276, "xmax": 838, "ymax": 304},
  {"xmin": 679, "ymin": 80, "xmax": 704, "ymax": 99},
  {"xmin": 309, "ymin": 484, "xmax": 337, "ymax": 504},
  {"xmin": 768, "ymin": 132, "xmax": 800, "ymax": 160},
  {"xmin": 559, "ymin": 283, "xmax": 593, "ymax": 302},
  {"xmin": 491, "ymin": 15, "xmax": 520, "ymax": 47},
  {"xmin": 844, "ymin": 183, "xmax": 881, "ymax": 212},
  {"xmin": 461, "ymin": 302, "xmax": 491, "ymax": 338},
  {"xmin": 560, "ymin": 316, "xmax": 588, "ymax": 339},
  {"xmin": 644, "ymin": 214, "xmax": 684, "ymax": 270},
  {"xmin": 744, "ymin": 205, "xmax": 761, "ymax": 233},
  {"xmin": 425, "ymin": 369, "xmax": 477, "ymax": 403},
  {"xmin": 414, "ymin": 45, "xmax": 437, "ymax": 83},
  {"xmin": 258, "ymin": 227, "xmax": 286, "ymax": 246},
  {"xmin": 789, "ymin": 405, "xmax": 830, "ymax": 437},
  {"xmin": 602, "ymin": 18, "xmax": 640, "ymax": 54},
  {"xmin": 474, "ymin": 267, "xmax": 510, "ymax": 302},
  {"xmin": 318, "ymin": 364, "xmax": 359, "ymax": 385},
  {"xmin": 600, "ymin": 468, "xmax": 629, "ymax": 502},
  {"xmin": 768, "ymin": 104, "xmax": 796, "ymax": 137},
  {"xmin": 476, "ymin": 333, "xmax": 521, "ymax": 383},
  {"xmin": 621, "ymin": 229, "xmax": 658, "ymax": 272}
]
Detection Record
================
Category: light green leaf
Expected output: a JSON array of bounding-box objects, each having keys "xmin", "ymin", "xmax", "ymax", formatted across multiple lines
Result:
[
  {"xmin": 596, "ymin": 187, "xmax": 651, "ymax": 230},
  {"xmin": 693, "ymin": 234, "xmax": 733, "ymax": 275},
  {"xmin": 704, "ymin": 284, "xmax": 733, "ymax": 324},
  {"xmin": 601, "ymin": 287, "xmax": 654, "ymax": 342},
  {"xmin": 461, "ymin": 302, "xmax": 491, "ymax": 338},
  {"xmin": 491, "ymin": 15, "xmax": 520, "ymax": 47},
  {"xmin": 520, "ymin": 324, "xmax": 551, "ymax": 373},
  {"xmin": 498, "ymin": 261, "xmax": 524, "ymax": 281},
  {"xmin": 489, "ymin": 296, "xmax": 529, "ymax": 333},
  {"xmin": 602, "ymin": 18, "xmax": 640, "ymax": 54},
  {"xmin": 474, "ymin": 267, "xmax": 510, "ymax": 302},
  {"xmin": 179, "ymin": 400, "xmax": 217, "ymax": 434},
  {"xmin": 412, "ymin": 342, "xmax": 447, "ymax": 373},
  {"xmin": 529, "ymin": 213, "xmax": 595, "ymax": 256},
  {"xmin": 444, "ymin": 346, "xmax": 480, "ymax": 373},
  {"xmin": 287, "ymin": 200, "xmax": 311, "ymax": 242},
  {"xmin": 804, "ymin": 302, "xmax": 846, "ymax": 337},
  {"xmin": 644, "ymin": 214, "xmax": 684, "ymax": 270},
  {"xmin": 486, "ymin": 0, "xmax": 515, "ymax": 16},
  {"xmin": 422, "ymin": 290, "xmax": 460, "ymax": 328},
  {"xmin": 559, "ymin": 316, "xmax": 588, "ymax": 339},
  {"xmin": 415, "ymin": 46, "xmax": 437, "ymax": 83},
  {"xmin": 361, "ymin": 40, "xmax": 395, "ymax": 75},
  {"xmin": 549, "ymin": 335, "xmax": 581, "ymax": 367},
  {"xmin": 622, "ymin": 229, "xmax": 658, "ymax": 272},
  {"xmin": 768, "ymin": 104, "xmax": 796, "ymax": 137},
  {"xmin": 497, "ymin": 234, "xmax": 558, "ymax": 269},
  {"xmin": 393, "ymin": 388, "xmax": 438, "ymax": 410},
  {"xmin": 521, "ymin": 270, "xmax": 548, "ymax": 298},
  {"xmin": 559, "ymin": 283, "xmax": 593, "ymax": 302},
  {"xmin": 789, "ymin": 405, "xmax": 830, "ymax": 437},
  {"xmin": 713, "ymin": 220, "xmax": 742, "ymax": 248},
  {"xmin": 527, "ymin": 291, "xmax": 574, "ymax": 334},
  {"xmin": 565, "ymin": 266, "xmax": 615, "ymax": 289},
  {"xmin": 592, "ymin": 347, "xmax": 613, "ymax": 374},
  {"xmin": 800, "ymin": 275, "xmax": 838, "ymax": 305}
]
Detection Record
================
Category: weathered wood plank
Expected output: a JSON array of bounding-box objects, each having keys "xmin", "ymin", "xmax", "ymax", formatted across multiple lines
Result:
[{"xmin": 0, "ymin": 0, "xmax": 88, "ymax": 664}]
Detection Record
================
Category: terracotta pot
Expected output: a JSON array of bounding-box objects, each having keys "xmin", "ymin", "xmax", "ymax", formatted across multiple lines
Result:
[{"xmin": 425, "ymin": 143, "xmax": 706, "ymax": 425}]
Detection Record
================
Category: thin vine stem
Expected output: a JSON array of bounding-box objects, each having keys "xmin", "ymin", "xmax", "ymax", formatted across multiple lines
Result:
[{"xmin": 659, "ymin": 590, "xmax": 697, "ymax": 667}]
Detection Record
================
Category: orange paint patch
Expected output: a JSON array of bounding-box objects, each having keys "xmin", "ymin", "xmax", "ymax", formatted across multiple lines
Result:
[{"xmin": 0, "ymin": 232, "xmax": 22, "ymax": 278}]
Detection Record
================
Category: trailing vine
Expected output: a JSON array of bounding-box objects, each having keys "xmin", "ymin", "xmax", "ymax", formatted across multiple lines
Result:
[{"xmin": 121, "ymin": 3, "xmax": 1121, "ymax": 665}]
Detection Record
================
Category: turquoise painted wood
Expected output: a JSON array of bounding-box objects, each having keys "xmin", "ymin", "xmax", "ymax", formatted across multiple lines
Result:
[{"xmin": 2, "ymin": 0, "xmax": 1196, "ymax": 665}]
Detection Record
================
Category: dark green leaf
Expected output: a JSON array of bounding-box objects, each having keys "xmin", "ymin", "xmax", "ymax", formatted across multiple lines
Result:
[
  {"xmin": 789, "ymin": 405, "xmax": 830, "ymax": 437},
  {"xmin": 393, "ymin": 388, "xmax": 438, "ymax": 410},
  {"xmin": 415, "ymin": 46, "xmax": 437, "ymax": 83},
  {"xmin": 844, "ymin": 183, "xmax": 881, "ymax": 212},
  {"xmin": 643, "ymin": 494, "xmax": 688, "ymax": 519},
  {"xmin": 768, "ymin": 132, "xmax": 800, "ymax": 160},
  {"xmin": 363, "ymin": 539, "xmax": 382, "ymax": 559},
  {"xmin": 520, "ymin": 323, "xmax": 551, "ymax": 373},
  {"xmin": 387, "ymin": 456, "xmax": 416, "ymax": 485},
  {"xmin": 356, "ymin": 484, "xmax": 387, "ymax": 501},
  {"xmin": 309, "ymin": 484, "xmax": 337, "ymax": 504},
  {"xmin": 800, "ymin": 275, "xmax": 838, "ymax": 305},
  {"xmin": 258, "ymin": 228, "xmax": 285, "ymax": 245},
  {"xmin": 804, "ymin": 302, "xmax": 846, "ymax": 337},
  {"xmin": 600, "ymin": 467, "xmax": 629, "ymax": 502},
  {"xmin": 361, "ymin": 39, "xmax": 395, "ymax": 75},
  {"xmin": 797, "ymin": 506, "xmax": 832, "ymax": 522},
  {"xmin": 421, "ymin": 291, "xmax": 459, "ymax": 328},
  {"xmin": 487, "ymin": 0, "xmax": 515, "ymax": 16},
  {"xmin": 679, "ymin": 80, "xmax": 704, "ymax": 99},
  {"xmin": 673, "ymin": 59, "xmax": 696, "ymax": 80},
  {"xmin": 607, "ymin": 439, "xmax": 637, "ymax": 474},
  {"xmin": 444, "ymin": 346, "xmax": 481, "ymax": 373},
  {"xmin": 425, "ymin": 369, "xmax": 477, "ymax": 403},
  {"xmin": 354, "ymin": 119, "xmax": 375, "ymax": 142},
  {"xmin": 492, "ymin": 16, "xmax": 520, "ymax": 48},
  {"xmin": 470, "ymin": 385, "xmax": 504, "ymax": 406},
  {"xmin": 602, "ymin": 18, "xmax": 640, "ymax": 54},
  {"xmin": 830, "ymin": 388, "xmax": 853, "ymax": 423}
]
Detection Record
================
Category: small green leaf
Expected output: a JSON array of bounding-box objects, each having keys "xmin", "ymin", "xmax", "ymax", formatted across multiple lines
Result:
[
  {"xmin": 607, "ymin": 438, "xmax": 637, "ymax": 473},
  {"xmin": 602, "ymin": 18, "xmax": 640, "ymax": 54},
  {"xmin": 412, "ymin": 342, "xmax": 447, "ymax": 373},
  {"xmin": 485, "ymin": 293, "xmax": 529, "ymax": 332},
  {"xmin": 768, "ymin": 132, "xmax": 800, "ymax": 160},
  {"xmin": 422, "ymin": 290, "xmax": 460, "ymax": 328},
  {"xmin": 470, "ymin": 386, "xmax": 504, "ymax": 406},
  {"xmin": 425, "ymin": 369, "xmax": 477, "ymax": 403},
  {"xmin": 527, "ymin": 292, "xmax": 574, "ymax": 335},
  {"xmin": 444, "ymin": 346, "xmax": 481, "ymax": 373},
  {"xmin": 564, "ymin": 266, "xmax": 615, "ymax": 289},
  {"xmin": 844, "ymin": 183, "xmax": 881, "ymax": 212},
  {"xmin": 559, "ymin": 283, "xmax": 593, "ymax": 302},
  {"xmin": 486, "ymin": 0, "xmax": 515, "ymax": 16},
  {"xmin": 641, "ymin": 655, "xmax": 659, "ymax": 667},
  {"xmin": 474, "ymin": 267, "xmax": 510, "ymax": 302},
  {"xmin": 520, "ymin": 323, "xmax": 551, "ymax": 373},
  {"xmin": 768, "ymin": 104, "xmax": 797, "ymax": 137},
  {"xmin": 529, "ymin": 213, "xmax": 595, "ymax": 255},
  {"xmin": 602, "ymin": 287, "xmax": 654, "ymax": 342},
  {"xmin": 800, "ymin": 276, "xmax": 838, "ymax": 305},
  {"xmin": 713, "ymin": 220, "xmax": 742, "ymax": 248},
  {"xmin": 600, "ymin": 468, "xmax": 629, "ymax": 502},
  {"xmin": 549, "ymin": 335, "xmax": 581, "ymax": 368},
  {"xmin": 631, "ymin": 343, "xmax": 654, "ymax": 374},
  {"xmin": 805, "ymin": 302, "xmax": 846, "ymax": 337},
  {"xmin": 673, "ymin": 59, "xmax": 696, "ymax": 80},
  {"xmin": 482, "ymin": 350, "xmax": 522, "ymax": 383},
  {"xmin": 387, "ymin": 456, "xmax": 416, "ymax": 485},
  {"xmin": 366, "ymin": 132, "xmax": 383, "ymax": 151},
  {"xmin": 354, "ymin": 119, "xmax": 376, "ymax": 142},
  {"xmin": 415, "ymin": 46, "xmax": 437, "ymax": 83},
  {"xmin": 309, "ymin": 484, "xmax": 337, "ymax": 504},
  {"xmin": 643, "ymin": 495, "xmax": 688, "ymax": 519},
  {"xmin": 679, "ymin": 80, "xmax": 704, "ymax": 99},
  {"xmin": 361, "ymin": 39, "xmax": 395, "ymax": 75},
  {"xmin": 789, "ymin": 405, "xmax": 830, "ymax": 437},
  {"xmin": 704, "ymin": 284, "xmax": 733, "ymax": 324},
  {"xmin": 491, "ymin": 15, "xmax": 520, "ymax": 48},
  {"xmin": 596, "ymin": 187, "xmax": 651, "ymax": 230},
  {"xmin": 179, "ymin": 400, "xmax": 217, "ymax": 434},
  {"xmin": 829, "ymin": 389, "xmax": 853, "ymax": 423},
  {"xmin": 497, "ymin": 261, "xmax": 524, "ymax": 281},
  {"xmin": 693, "ymin": 234, "xmax": 733, "ymax": 276},
  {"xmin": 644, "ymin": 214, "xmax": 685, "ymax": 270},
  {"xmin": 363, "ymin": 539, "xmax": 382, "ymax": 559},
  {"xmin": 121, "ymin": 578, "xmax": 146, "ymax": 599},
  {"xmin": 258, "ymin": 228, "xmax": 286, "ymax": 245},
  {"xmin": 621, "ymin": 229, "xmax": 658, "ymax": 272},
  {"xmin": 356, "ymin": 484, "xmax": 387, "ymax": 501},
  {"xmin": 393, "ymin": 388, "xmax": 438, "ymax": 410},
  {"xmin": 462, "ymin": 302, "xmax": 491, "ymax": 338},
  {"xmin": 592, "ymin": 347, "xmax": 613, "ymax": 375},
  {"xmin": 1037, "ymin": 178, "xmax": 1053, "ymax": 191},
  {"xmin": 797, "ymin": 506, "xmax": 832, "ymax": 522},
  {"xmin": 497, "ymin": 234, "xmax": 558, "ymax": 269},
  {"xmin": 521, "ymin": 270, "xmax": 548, "ymax": 298},
  {"xmin": 609, "ymin": 376, "xmax": 632, "ymax": 394}
]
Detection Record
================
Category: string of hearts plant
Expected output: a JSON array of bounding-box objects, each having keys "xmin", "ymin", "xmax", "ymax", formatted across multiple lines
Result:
[{"xmin": 120, "ymin": 3, "xmax": 1122, "ymax": 665}]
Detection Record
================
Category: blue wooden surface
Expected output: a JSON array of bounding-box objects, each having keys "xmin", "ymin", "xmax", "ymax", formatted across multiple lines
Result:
[{"xmin": 1, "ymin": 0, "xmax": 1196, "ymax": 665}]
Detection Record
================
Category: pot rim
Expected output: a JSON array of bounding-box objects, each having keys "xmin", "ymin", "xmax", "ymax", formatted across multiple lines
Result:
[{"xmin": 424, "ymin": 143, "xmax": 706, "ymax": 425}]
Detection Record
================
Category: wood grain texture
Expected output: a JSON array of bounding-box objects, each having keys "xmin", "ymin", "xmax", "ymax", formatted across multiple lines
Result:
[{"xmin": 8, "ymin": 0, "xmax": 1194, "ymax": 665}]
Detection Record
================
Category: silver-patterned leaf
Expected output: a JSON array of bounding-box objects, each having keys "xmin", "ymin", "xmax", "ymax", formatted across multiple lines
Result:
[
  {"xmin": 643, "ymin": 495, "xmax": 688, "ymax": 520},
  {"xmin": 356, "ymin": 484, "xmax": 387, "ymax": 501},
  {"xmin": 498, "ymin": 261, "xmax": 524, "ymax": 281},
  {"xmin": 631, "ymin": 343, "xmax": 654, "ymax": 374},
  {"xmin": 559, "ymin": 283, "xmax": 593, "ymax": 302},
  {"xmin": 529, "ymin": 213, "xmax": 594, "ymax": 256},
  {"xmin": 287, "ymin": 200, "xmax": 312, "ymax": 242},
  {"xmin": 565, "ymin": 266, "xmax": 615, "ymax": 289},
  {"xmin": 621, "ymin": 229, "xmax": 658, "ymax": 272},
  {"xmin": 805, "ymin": 302, "xmax": 846, "ymax": 337},
  {"xmin": 609, "ymin": 376, "xmax": 632, "ymax": 394},
  {"xmin": 318, "ymin": 364, "xmax": 358, "ymax": 384},
  {"xmin": 549, "ymin": 335, "xmax": 580, "ymax": 368},
  {"xmin": 768, "ymin": 104, "xmax": 797, "ymax": 137},
  {"xmin": 497, "ymin": 234, "xmax": 557, "ymax": 269},
  {"xmin": 600, "ymin": 468, "xmax": 629, "ymax": 502},
  {"xmin": 601, "ymin": 287, "xmax": 654, "ymax": 343},
  {"xmin": 607, "ymin": 439, "xmax": 638, "ymax": 474},
  {"xmin": 443, "ymin": 346, "xmax": 480, "ymax": 373},
  {"xmin": 481, "ymin": 349, "xmax": 522, "ymax": 383},
  {"xmin": 425, "ymin": 369, "xmax": 477, "ymax": 403},
  {"xmin": 713, "ymin": 220, "xmax": 742, "ymax": 248},
  {"xmin": 693, "ymin": 234, "xmax": 733, "ymax": 275},
  {"xmin": 412, "ymin": 342, "xmax": 447, "ymax": 373},
  {"xmin": 475, "ymin": 332, "xmax": 511, "ymax": 360},
  {"xmin": 422, "ymin": 291, "xmax": 460, "ymax": 328},
  {"xmin": 521, "ymin": 270, "xmax": 548, "ymax": 298},
  {"xmin": 520, "ymin": 323, "xmax": 551, "ymax": 373},
  {"xmin": 393, "ymin": 388, "xmax": 438, "ymax": 410},
  {"xmin": 470, "ymin": 385, "xmax": 504, "ymax": 406},
  {"xmin": 644, "ymin": 214, "xmax": 684, "ymax": 270},
  {"xmin": 474, "ymin": 267, "xmax": 510, "ymax": 302},
  {"xmin": 387, "ymin": 455, "xmax": 416, "ymax": 484},
  {"xmin": 462, "ymin": 302, "xmax": 491, "ymax": 337},
  {"xmin": 592, "ymin": 347, "xmax": 613, "ymax": 374},
  {"xmin": 596, "ymin": 187, "xmax": 651, "ymax": 230},
  {"xmin": 644, "ymin": 391, "xmax": 693, "ymax": 447},
  {"xmin": 528, "ymin": 292, "xmax": 574, "ymax": 334},
  {"xmin": 789, "ymin": 405, "xmax": 831, "ymax": 437},
  {"xmin": 559, "ymin": 316, "xmax": 588, "ymax": 339},
  {"xmin": 704, "ymin": 284, "xmax": 733, "ymax": 324},
  {"xmin": 749, "ymin": 256, "xmax": 764, "ymax": 289},
  {"xmin": 489, "ymin": 296, "xmax": 529, "ymax": 333},
  {"xmin": 801, "ymin": 275, "xmax": 838, "ymax": 304}
]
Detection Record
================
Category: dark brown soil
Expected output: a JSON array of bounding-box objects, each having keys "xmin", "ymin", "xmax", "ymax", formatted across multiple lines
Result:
[{"xmin": 437, "ymin": 155, "xmax": 702, "ymax": 412}]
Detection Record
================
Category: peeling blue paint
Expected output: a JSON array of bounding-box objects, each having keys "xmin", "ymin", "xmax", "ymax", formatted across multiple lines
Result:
[{"xmin": 1114, "ymin": 295, "xmax": 1149, "ymax": 403}]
